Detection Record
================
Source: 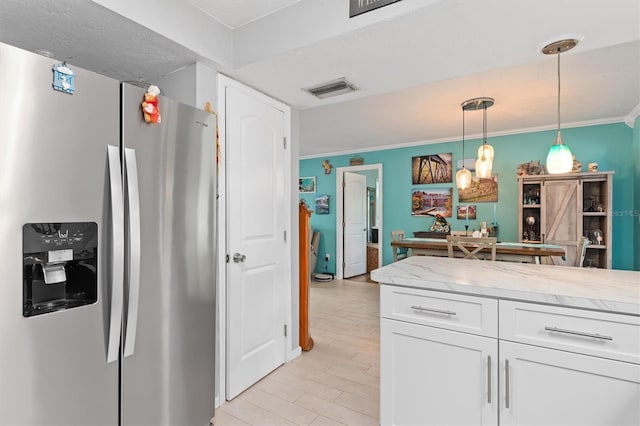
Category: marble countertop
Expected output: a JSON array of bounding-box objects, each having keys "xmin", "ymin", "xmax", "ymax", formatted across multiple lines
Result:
[{"xmin": 371, "ymin": 256, "xmax": 640, "ymax": 316}]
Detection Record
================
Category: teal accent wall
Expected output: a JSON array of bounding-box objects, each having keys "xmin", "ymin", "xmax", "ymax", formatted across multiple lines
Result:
[
  {"xmin": 300, "ymin": 122, "xmax": 636, "ymax": 272},
  {"xmin": 634, "ymin": 117, "xmax": 640, "ymax": 270}
]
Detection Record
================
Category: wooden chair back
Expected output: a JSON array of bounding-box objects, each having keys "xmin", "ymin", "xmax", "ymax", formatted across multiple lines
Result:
[
  {"xmin": 390, "ymin": 230, "xmax": 405, "ymax": 241},
  {"xmin": 450, "ymin": 230, "xmax": 468, "ymax": 237},
  {"xmin": 575, "ymin": 236, "xmax": 589, "ymax": 267},
  {"xmin": 390, "ymin": 230, "xmax": 408, "ymax": 261},
  {"xmin": 446, "ymin": 236, "xmax": 497, "ymax": 261}
]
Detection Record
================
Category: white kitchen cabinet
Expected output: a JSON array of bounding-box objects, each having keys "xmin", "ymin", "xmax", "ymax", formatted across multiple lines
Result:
[
  {"xmin": 380, "ymin": 318, "xmax": 498, "ymax": 426},
  {"xmin": 499, "ymin": 340, "xmax": 640, "ymax": 426},
  {"xmin": 380, "ymin": 285, "xmax": 498, "ymax": 338},
  {"xmin": 380, "ymin": 283, "xmax": 640, "ymax": 426},
  {"xmin": 499, "ymin": 300, "xmax": 640, "ymax": 365}
]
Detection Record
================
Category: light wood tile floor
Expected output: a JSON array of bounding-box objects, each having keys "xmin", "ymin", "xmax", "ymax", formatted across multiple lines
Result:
[{"xmin": 213, "ymin": 278, "xmax": 380, "ymax": 426}]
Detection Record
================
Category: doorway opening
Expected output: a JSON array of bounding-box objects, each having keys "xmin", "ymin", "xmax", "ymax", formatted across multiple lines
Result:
[{"xmin": 335, "ymin": 164, "xmax": 383, "ymax": 280}]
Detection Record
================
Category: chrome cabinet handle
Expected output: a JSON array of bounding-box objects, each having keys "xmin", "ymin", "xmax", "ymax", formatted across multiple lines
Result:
[
  {"xmin": 487, "ymin": 355, "xmax": 492, "ymax": 404},
  {"xmin": 545, "ymin": 326, "xmax": 613, "ymax": 341},
  {"xmin": 505, "ymin": 359, "xmax": 510, "ymax": 409},
  {"xmin": 233, "ymin": 253, "xmax": 247, "ymax": 263},
  {"xmin": 410, "ymin": 305, "xmax": 457, "ymax": 316}
]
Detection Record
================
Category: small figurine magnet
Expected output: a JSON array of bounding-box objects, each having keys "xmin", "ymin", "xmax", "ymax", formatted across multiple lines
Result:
[
  {"xmin": 141, "ymin": 85, "xmax": 161, "ymax": 124},
  {"xmin": 52, "ymin": 62, "xmax": 75, "ymax": 94}
]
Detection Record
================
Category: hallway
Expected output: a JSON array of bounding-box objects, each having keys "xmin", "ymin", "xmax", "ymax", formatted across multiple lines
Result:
[{"xmin": 213, "ymin": 278, "xmax": 380, "ymax": 425}]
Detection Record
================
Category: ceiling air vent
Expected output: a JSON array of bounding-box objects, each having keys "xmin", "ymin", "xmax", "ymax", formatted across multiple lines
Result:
[{"xmin": 304, "ymin": 78, "xmax": 358, "ymax": 99}]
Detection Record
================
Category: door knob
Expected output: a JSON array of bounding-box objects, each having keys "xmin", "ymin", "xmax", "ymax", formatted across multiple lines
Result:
[{"xmin": 233, "ymin": 253, "xmax": 247, "ymax": 263}]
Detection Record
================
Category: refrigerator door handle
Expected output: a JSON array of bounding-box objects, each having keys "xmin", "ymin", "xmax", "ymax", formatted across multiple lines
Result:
[
  {"xmin": 107, "ymin": 145, "xmax": 124, "ymax": 364},
  {"xmin": 123, "ymin": 147, "xmax": 141, "ymax": 358}
]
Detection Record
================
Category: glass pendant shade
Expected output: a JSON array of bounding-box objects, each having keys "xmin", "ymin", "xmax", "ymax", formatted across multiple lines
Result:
[
  {"xmin": 475, "ymin": 155, "xmax": 493, "ymax": 178},
  {"xmin": 546, "ymin": 131, "xmax": 573, "ymax": 174},
  {"xmin": 463, "ymin": 97, "xmax": 494, "ymax": 179},
  {"xmin": 457, "ymin": 100, "xmax": 473, "ymax": 190},
  {"xmin": 456, "ymin": 167, "xmax": 472, "ymax": 190},
  {"xmin": 477, "ymin": 143, "xmax": 494, "ymax": 162}
]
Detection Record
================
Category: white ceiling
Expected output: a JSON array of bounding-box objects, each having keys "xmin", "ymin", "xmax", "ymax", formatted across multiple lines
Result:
[
  {"xmin": 0, "ymin": 0, "xmax": 638, "ymax": 158},
  {"xmin": 184, "ymin": 0, "xmax": 301, "ymax": 28}
]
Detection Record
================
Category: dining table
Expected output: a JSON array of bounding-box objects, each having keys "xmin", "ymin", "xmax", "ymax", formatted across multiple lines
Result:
[{"xmin": 391, "ymin": 237, "xmax": 566, "ymax": 264}]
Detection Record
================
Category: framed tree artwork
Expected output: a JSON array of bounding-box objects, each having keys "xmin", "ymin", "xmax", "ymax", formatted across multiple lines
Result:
[{"xmin": 411, "ymin": 188, "xmax": 452, "ymax": 217}]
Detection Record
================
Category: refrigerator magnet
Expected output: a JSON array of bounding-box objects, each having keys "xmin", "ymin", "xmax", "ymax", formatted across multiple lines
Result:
[
  {"xmin": 52, "ymin": 62, "xmax": 75, "ymax": 94},
  {"xmin": 141, "ymin": 85, "xmax": 161, "ymax": 124}
]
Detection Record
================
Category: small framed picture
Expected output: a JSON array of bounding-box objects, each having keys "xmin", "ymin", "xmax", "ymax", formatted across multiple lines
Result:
[
  {"xmin": 457, "ymin": 204, "xmax": 476, "ymax": 220},
  {"xmin": 315, "ymin": 195, "xmax": 330, "ymax": 214},
  {"xmin": 299, "ymin": 176, "xmax": 316, "ymax": 193}
]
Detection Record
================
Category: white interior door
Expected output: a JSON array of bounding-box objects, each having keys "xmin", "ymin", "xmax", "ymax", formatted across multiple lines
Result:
[
  {"xmin": 343, "ymin": 172, "xmax": 367, "ymax": 278},
  {"xmin": 225, "ymin": 85, "xmax": 287, "ymax": 400}
]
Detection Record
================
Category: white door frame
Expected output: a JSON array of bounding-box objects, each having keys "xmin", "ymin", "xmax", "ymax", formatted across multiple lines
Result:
[
  {"xmin": 336, "ymin": 164, "xmax": 383, "ymax": 280},
  {"xmin": 216, "ymin": 74, "xmax": 293, "ymax": 407}
]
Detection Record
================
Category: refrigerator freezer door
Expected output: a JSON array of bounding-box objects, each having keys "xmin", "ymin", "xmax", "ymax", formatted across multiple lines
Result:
[
  {"xmin": 0, "ymin": 42, "xmax": 119, "ymax": 425},
  {"xmin": 120, "ymin": 84, "xmax": 217, "ymax": 425}
]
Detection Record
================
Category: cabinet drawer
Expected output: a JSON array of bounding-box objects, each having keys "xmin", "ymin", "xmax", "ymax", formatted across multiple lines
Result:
[
  {"xmin": 500, "ymin": 301, "xmax": 640, "ymax": 364},
  {"xmin": 381, "ymin": 285, "xmax": 498, "ymax": 338}
]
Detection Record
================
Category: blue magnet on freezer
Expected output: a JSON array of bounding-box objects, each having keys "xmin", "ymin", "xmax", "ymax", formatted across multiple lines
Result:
[{"xmin": 52, "ymin": 62, "xmax": 75, "ymax": 94}]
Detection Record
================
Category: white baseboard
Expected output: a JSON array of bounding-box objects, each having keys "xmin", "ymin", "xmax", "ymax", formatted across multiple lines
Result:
[{"xmin": 287, "ymin": 346, "xmax": 302, "ymax": 362}]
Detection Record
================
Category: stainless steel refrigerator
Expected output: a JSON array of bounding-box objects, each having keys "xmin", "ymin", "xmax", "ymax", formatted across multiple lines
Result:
[{"xmin": 0, "ymin": 41, "xmax": 216, "ymax": 426}]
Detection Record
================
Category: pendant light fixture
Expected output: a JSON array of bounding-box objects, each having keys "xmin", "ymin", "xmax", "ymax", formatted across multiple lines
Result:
[
  {"xmin": 542, "ymin": 38, "xmax": 577, "ymax": 174},
  {"xmin": 461, "ymin": 97, "xmax": 495, "ymax": 179},
  {"xmin": 455, "ymin": 101, "xmax": 472, "ymax": 190}
]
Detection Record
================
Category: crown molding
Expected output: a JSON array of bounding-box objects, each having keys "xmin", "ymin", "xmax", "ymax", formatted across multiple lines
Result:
[
  {"xmin": 299, "ymin": 117, "xmax": 626, "ymax": 160},
  {"xmin": 625, "ymin": 103, "xmax": 640, "ymax": 128}
]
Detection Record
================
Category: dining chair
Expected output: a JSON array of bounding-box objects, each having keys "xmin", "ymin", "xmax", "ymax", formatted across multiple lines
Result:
[
  {"xmin": 575, "ymin": 236, "xmax": 589, "ymax": 267},
  {"xmin": 450, "ymin": 230, "xmax": 468, "ymax": 237},
  {"xmin": 390, "ymin": 230, "xmax": 409, "ymax": 261},
  {"xmin": 446, "ymin": 235, "xmax": 497, "ymax": 261}
]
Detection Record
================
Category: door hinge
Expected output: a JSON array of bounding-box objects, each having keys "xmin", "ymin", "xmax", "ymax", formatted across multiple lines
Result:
[
  {"xmin": 342, "ymin": 180, "xmax": 346, "ymax": 188},
  {"xmin": 284, "ymin": 324, "xmax": 287, "ymax": 337},
  {"xmin": 283, "ymin": 137, "xmax": 287, "ymax": 149},
  {"xmin": 226, "ymin": 254, "xmax": 229, "ymax": 263},
  {"xmin": 284, "ymin": 230, "xmax": 287, "ymax": 242}
]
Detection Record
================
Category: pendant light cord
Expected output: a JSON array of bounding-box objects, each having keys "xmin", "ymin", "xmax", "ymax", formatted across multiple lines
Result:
[
  {"xmin": 462, "ymin": 108, "xmax": 466, "ymax": 162},
  {"xmin": 557, "ymin": 47, "xmax": 561, "ymax": 134},
  {"xmin": 481, "ymin": 104, "xmax": 487, "ymax": 158}
]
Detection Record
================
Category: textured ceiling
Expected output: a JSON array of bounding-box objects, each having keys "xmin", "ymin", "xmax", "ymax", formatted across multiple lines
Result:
[
  {"xmin": 0, "ymin": 0, "xmax": 197, "ymax": 82},
  {"xmin": 0, "ymin": 0, "xmax": 638, "ymax": 157}
]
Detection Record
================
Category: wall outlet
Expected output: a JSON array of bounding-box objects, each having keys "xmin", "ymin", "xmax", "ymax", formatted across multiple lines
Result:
[{"xmin": 325, "ymin": 253, "xmax": 330, "ymax": 262}]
